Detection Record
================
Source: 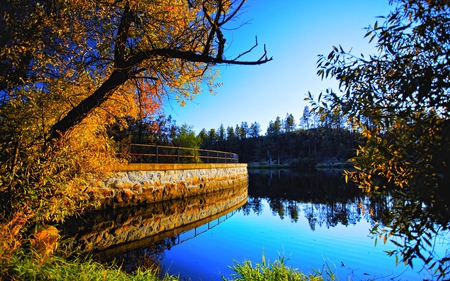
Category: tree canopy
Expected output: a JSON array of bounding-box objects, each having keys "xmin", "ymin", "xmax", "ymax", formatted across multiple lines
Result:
[
  {"xmin": 1, "ymin": 0, "xmax": 271, "ymax": 140},
  {"xmin": 307, "ymin": 0, "xmax": 450, "ymax": 276}
]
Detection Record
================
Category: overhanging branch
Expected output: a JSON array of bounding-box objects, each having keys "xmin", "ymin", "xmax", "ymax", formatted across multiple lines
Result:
[{"xmin": 134, "ymin": 47, "xmax": 272, "ymax": 66}]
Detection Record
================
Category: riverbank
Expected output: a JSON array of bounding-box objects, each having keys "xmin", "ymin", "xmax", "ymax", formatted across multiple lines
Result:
[
  {"xmin": 247, "ymin": 160, "xmax": 353, "ymax": 170},
  {"xmin": 5, "ymin": 252, "xmax": 333, "ymax": 281}
]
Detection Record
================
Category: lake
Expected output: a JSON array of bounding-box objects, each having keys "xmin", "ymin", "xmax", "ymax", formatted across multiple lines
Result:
[{"xmin": 63, "ymin": 169, "xmax": 450, "ymax": 280}]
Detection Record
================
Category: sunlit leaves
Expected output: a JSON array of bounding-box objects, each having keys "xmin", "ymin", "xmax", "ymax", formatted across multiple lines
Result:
[
  {"xmin": 309, "ymin": 0, "xmax": 450, "ymax": 278},
  {"xmin": 2, "ymin": 0, "xmax": 270, "ymax": 140}
]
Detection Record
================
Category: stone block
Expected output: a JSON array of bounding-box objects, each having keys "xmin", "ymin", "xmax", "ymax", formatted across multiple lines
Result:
[{"xmin": 132, "ymin": 184, "xmax": 141, "ymax": 192}]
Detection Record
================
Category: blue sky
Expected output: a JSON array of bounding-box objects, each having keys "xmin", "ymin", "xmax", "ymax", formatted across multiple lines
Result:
[{"xmin": 164, "ymin": 0, "xmax": 393, "ymax": 133}]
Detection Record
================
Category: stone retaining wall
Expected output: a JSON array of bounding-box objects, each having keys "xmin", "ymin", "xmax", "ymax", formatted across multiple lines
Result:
[{"xmin": 86, "ymin": 163, "xmax": 248, "ymax": 208}]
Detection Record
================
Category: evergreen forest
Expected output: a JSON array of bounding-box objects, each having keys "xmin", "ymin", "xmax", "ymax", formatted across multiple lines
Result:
[{"xmin": 113, "ymin": 108, "xmax": 361, "ymax": 167}]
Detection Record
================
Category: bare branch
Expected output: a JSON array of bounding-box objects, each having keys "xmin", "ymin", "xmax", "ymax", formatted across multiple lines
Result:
[
  {"xmin": 232, "ymin": 36, "xmax": 272, "ymax": 63},
  {"xmin": 202, "ymin": 0, "xmax": 223, "ymax": 56},
  {"xmin": 222, "ymin": 0, "xmax": 246, "ymax": 25},
  {"xmin": 134, "ymin": 47, "xmax": 272, "ymax": 66}
]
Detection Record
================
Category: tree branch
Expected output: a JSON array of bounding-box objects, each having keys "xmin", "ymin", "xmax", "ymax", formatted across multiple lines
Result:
[
  {"xmin": 134, "ymin": 47, "xmax": 272, "ymax": 66},
  {"xmin": 115, "ymin": 3, "xmax": 135, "ymax": 69},
  {"xmin": 48, "ymin": 69, "xmax": 129, "ymax": 141},
  {"xmin": 47, "ymin": 1, "xmax": 272, "ymax": 141}
]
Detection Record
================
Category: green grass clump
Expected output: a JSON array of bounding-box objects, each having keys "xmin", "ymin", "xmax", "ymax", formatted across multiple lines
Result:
[
  {"xmin": 4, "ymin": 245, "xmax": 336, "ymax": 281},
  {"xmin": 223, "ymin": 254, "xmax": 336, "ymax": 281},
  {"xmin": 6, "ymin": 253, "xmax": 178, "ymax": 281}
]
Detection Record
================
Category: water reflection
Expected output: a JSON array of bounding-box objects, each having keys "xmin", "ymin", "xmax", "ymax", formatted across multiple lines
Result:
[
  {"xmin": 245, "ymin": 169, "xmax": 450, "ymax": 278},
  {"xmin": 62, "ymin": 183, "xmax": 247, "ymax": 272},
  {"xmin": 62, "ymin": 169, "xmax": 450, "ymax": 279},
  {"xmin": 245, "ymin": 169, "xmax": 368, "ymax": 229}
]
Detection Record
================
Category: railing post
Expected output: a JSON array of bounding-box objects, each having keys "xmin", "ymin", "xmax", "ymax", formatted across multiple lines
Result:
[
  {"xmin": 207, "ymin": 150, "xmax": 209, "ymax": 163},
  {"xmin": 177, "ymin": 147, "xmax": 180, "ymax": 163},
  {"xmin": 155, "ymin": 144, "xmax": 159, "ymax": 163},
  {"xmin": 216, "ymin": 151, "xmax": 219, "ymax": 163}
]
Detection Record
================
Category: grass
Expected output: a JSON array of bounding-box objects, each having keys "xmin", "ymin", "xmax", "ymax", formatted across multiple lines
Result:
[
  {"xmin": 2, "ymin": 252, "xmax": 338, "ymax": 281},
  {"xmin": 5, "ymin": 252, "xmax": 178, "ymax": 281},
  {"xmin": 223, "ymin": 253, "xmax": 336, "ymax": 281}
]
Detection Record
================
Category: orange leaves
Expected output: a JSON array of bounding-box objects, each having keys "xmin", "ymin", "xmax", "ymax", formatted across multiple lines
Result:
[
  {"xmin": 134, "ymin": 79, "xmax": 162, "ymax": 119},
  {"xmin": 358, "ymin": 201, "xmax": 374, "ymax": 218},
  {"xmin": 0, "ymin": 211, "xmax": 27, "ymax": 264},
  {"xmin": 30, "ymin": 225, "xmax": 59, "ymax": 262}
]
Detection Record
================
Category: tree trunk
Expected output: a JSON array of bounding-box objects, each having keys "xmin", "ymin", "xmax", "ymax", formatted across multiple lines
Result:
[{"xmin": 48, "ymin": 70, "xmax": 128, "ymax": 141}]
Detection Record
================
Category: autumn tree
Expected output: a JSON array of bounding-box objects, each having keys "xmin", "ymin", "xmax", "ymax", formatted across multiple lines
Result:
[
  {"xmin": 2, "ymin": 0, "xmax": 270, "ymax": 140},
  {"xmin": 1, "ymin": 0, "xmax": 270, "ymax": 197},
  {"xmin": 0, "ymin": 0, "xmax": 271, "ymax": 269},
  {"xmin": 308, "ymin": 0, "xmax": 450, "ymax": 276}
]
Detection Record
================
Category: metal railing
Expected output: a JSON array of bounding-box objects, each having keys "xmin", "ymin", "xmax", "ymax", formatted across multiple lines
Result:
[
  {"xmin": 129, "ymin": 143, "xmax": 239, "ymax": 163},
  {"xmin": 176, "ymin": 209, "xmax": 238, "ymax": 245}
]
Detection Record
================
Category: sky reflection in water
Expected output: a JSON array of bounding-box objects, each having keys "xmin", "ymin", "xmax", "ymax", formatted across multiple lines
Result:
[
  {"xmin": 158, "ymin": 170, "xmax": 448, "ymax": 281},
  {"xmin": 63, "ymin": 170, "xmax": 449, "ymax": 280}
]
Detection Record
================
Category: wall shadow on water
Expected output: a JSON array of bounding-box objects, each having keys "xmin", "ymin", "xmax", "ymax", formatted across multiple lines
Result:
[{"xmin": 61, "ymin": 183, "xmax": 248, "ymax": 273}]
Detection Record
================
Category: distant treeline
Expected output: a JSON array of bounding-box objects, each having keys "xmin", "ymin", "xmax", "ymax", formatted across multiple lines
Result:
[{"xmin": 112, "ymin": 108, "xmax": 363, "ymax": 167}]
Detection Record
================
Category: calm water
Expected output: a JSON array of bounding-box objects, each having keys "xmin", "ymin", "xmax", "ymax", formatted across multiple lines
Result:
[
  {"xmin": 64, "ymin": 169, "xmax": 450, "ymax": 280},
  {"xmin": 155, "ymin": 170, "xmax": 449, "ymax": 281}
]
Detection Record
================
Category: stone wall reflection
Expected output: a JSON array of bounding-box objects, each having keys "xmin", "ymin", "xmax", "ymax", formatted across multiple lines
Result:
[{"xmin": 62, "ymin": 181, "xmax": 247, "ymax": 264}]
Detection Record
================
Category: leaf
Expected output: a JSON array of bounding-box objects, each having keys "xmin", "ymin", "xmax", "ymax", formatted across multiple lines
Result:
[{"xmin": 364, "ymin": 30, "xmax": 373, "ymax": 38}]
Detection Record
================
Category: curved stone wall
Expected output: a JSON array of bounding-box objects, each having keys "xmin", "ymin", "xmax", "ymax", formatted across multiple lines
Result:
[{"xmin": 86, "ymin": 163, "xmax": 248, "ymax": 208}]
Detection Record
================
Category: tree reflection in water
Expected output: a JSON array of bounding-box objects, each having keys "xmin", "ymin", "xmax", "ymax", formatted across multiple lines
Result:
[
  {"xmin": 245, "ymin": 169, "xmax": 367, "ymax": 229},
  {"xmin": 244, "ymin": 169, "xmax": 450, "ymax": 278},
  {"xmin": 368, "ymin": 186, "xmax": 450, "ymax": 278}
]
